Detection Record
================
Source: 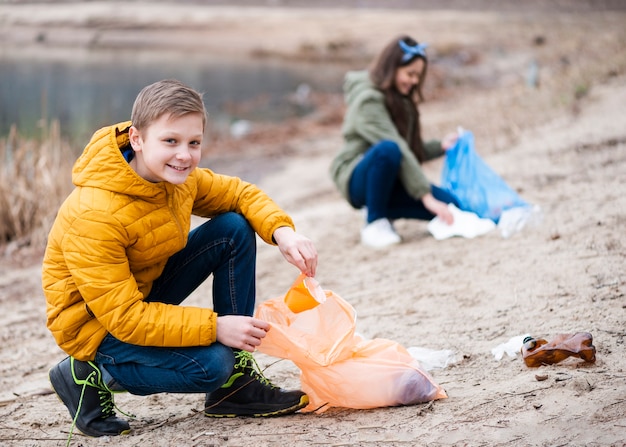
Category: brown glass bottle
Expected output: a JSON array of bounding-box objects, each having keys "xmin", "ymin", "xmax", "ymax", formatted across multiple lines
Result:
[{"xmin": 521, "ymin": 332, "xmax": 596, "ymax": 367}]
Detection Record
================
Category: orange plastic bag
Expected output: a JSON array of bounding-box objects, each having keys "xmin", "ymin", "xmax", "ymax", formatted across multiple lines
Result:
[{"xmin": 255, "ymin": 274, "xmax": 447, "ymax": 412}]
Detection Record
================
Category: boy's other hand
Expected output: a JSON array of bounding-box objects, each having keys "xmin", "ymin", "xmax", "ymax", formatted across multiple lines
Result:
[{"xmin": 216, "ymin": 315, "xmax": 270, "ymax": 352}]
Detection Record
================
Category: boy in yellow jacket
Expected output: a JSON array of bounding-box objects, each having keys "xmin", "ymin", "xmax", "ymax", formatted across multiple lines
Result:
[{"xmin": 43, "ymin": 79, "xmax": 318, "ymax": 437}]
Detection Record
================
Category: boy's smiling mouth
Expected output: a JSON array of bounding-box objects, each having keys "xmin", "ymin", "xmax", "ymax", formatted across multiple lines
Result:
[{"xmin": 168, "ymin": 164, "xmax": 189, "ymax": 171}]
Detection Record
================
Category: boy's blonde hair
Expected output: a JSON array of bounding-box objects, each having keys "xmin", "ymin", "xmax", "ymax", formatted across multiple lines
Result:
[{"xmin": 131, "ymin": 79, "xmax": 207, "ymax": 131}]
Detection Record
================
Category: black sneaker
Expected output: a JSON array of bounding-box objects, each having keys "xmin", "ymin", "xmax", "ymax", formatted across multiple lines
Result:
[
  {"xmin": 49, "ymin": 357, "xmax": 131, "ymax": 437},
  {"xmin": 204, "ymin": 351, "xmax": 308, "ymax": 417}
]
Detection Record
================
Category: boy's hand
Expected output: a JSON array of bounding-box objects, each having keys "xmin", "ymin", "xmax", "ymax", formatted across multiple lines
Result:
[
  {"xmin": 273, "ymin": 226, "xmax": 318, "ymax": 277},
  {"xmin": 216, "ymin": 315, "xmax": 270, "ymax": 352}
]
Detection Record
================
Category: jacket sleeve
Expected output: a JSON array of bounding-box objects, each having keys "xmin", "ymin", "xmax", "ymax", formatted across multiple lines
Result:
[
  {"xmin": 191, "ymin": 170, "xmax": 294, "ymax": 245},
  {"xmin": 61, "ymin": 210, "xmax": 217, "ymax": 348},
  {"xmin": 424, "ymin": 139, "xmax": 444, "ymax": 161},
  {"xmin": 354, "ymin": 96, "xmax": 432, "ymax": 199}
]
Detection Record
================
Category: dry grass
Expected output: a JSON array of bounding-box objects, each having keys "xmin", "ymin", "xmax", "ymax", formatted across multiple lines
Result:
[{"xmin": 0, "ymin": 120, "xmax": 73, "ymax": 255}]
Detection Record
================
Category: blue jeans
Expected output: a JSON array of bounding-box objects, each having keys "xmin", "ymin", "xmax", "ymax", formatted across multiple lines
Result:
[
  {"xmin": 94, "ymin": 212, "xmax": 256, "ymax": 395},
  {"xmin": 348, "ymin": 140, "xmax": 459, "ymax": 223}
]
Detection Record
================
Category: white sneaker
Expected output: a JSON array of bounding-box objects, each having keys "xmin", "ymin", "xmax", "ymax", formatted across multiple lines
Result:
[{"xmin": 361, "ymin": 218, "xmax": 401, "ymax": 249}]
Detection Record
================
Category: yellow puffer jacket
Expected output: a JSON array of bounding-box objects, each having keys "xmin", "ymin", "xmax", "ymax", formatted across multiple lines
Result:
[{"xmin": 42, "ymin": 121, "xmax": 294, "ymax": 361}]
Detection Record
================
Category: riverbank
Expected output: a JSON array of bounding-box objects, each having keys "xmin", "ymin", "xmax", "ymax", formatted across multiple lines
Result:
[{"xmin": 1, "ymin": 3, "xmax": 625, "ymax": 446}]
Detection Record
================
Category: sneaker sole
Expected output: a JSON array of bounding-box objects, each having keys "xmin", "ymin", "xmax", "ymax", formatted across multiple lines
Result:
[
  {"xmin": 204, "ymin": 394, "xmax": 309, "ymax": 418},
  {"xmin": 48, "ymin": 366, "xmax": 131, "ymax": 437}
]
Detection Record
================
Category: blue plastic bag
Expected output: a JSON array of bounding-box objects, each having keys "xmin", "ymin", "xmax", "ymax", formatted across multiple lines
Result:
[{"xmin": 441, "ymin": 131, "xmax": 528, "ymax": 222}]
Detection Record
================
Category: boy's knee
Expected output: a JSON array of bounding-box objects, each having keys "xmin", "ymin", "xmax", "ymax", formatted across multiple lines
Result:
[
  {"xmin": 210, "ymin": 212, "xmax": 255, "ymax": 246},
  {"xmin": 220, "ymin": 212, "xmax": 253, "ymax": 234},
  {"xmin": 193, "ymin": 345, "xmax": 235, "ymax": 391}
]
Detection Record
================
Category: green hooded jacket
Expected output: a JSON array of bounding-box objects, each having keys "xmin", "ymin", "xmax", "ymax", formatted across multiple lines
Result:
[{"xmin": 329, "ymin": 70, "xmax": 443, "ymax": 207}]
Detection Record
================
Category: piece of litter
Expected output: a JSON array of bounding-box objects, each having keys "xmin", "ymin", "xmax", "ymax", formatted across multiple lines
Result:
[
  {"xmin": 428, "ymin": 203, "xmax": 496, "ymax": 240},
  {"xmin": 407, "ymin": 347, "xmax": 457, "ymax": 371},
  {"xmin": 491, "ymin": 334, "xmax": 529, "ymax": 360}
]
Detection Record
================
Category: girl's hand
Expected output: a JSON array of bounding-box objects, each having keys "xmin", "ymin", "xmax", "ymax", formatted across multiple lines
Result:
[
  {"xmin": 422, "ymin": 193, "xmax": 454, "ymax": 225},
  {"xmin": 216, "ymin": 315, "xmax": 270, "ymax": 352},
  {"xmin": 441, "ymin": 132, "xmax": 459, "ymax": 151},
  {"xmin": 273, "ymin": 226, "xmax": 318, "ymax": 277}
]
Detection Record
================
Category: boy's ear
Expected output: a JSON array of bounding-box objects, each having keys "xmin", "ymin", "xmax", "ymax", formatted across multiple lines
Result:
[{"xmin": 128, "ymin": 126, "xmax": 142, "ymax": 151}]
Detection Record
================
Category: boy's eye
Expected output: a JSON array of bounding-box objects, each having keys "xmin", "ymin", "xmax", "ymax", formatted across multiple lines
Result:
[{"xmin": 165, "ymin": 138, "xmax": 177, "ymax": 144}]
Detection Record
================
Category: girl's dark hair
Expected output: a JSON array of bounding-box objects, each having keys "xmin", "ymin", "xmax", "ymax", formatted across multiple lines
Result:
[{"xmin": 369, "ymin": 35, "xmax": 428, "ymax": 162}]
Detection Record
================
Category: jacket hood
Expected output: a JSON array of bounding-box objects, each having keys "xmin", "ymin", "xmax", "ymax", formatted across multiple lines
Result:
[
  {"xmin": 72, "ymin": 121, "xmax": 167, "ymax": 199},
  {"xmin": 343, "ymin": 70, "xmax": 379, "ymax": 105}
]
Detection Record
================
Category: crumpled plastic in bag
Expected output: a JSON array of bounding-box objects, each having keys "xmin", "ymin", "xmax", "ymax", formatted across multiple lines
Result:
[
  {"xmin": 255, "ymin": 275, "xmax": 447, "ymax": 412},
  {"xmin": 491, "ymin": 334, "xmax": 530, "ymax": 360},
  {"xmin": 427, "ymin": 203, "xmax": 496, "ymax": 240}
]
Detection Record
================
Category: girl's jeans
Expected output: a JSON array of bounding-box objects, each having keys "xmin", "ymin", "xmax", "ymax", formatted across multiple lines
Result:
[
  {"xmin": 94, "ymin": 212, "xmax": 256, "ymax": 395},
  {"xmin": 348, "ymin": 140, "xmax": 460, "ymax": 223}
]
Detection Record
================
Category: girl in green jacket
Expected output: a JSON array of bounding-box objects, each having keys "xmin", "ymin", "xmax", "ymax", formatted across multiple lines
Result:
[{"xmin": 330, "ymin": 35, "xmax": 460, "ymax": 248}]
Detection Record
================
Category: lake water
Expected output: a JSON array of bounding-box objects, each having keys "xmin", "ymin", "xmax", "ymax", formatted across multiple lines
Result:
[{"xmin": 0, "ymin": 51, "xmax": 346, "ymax": 146}]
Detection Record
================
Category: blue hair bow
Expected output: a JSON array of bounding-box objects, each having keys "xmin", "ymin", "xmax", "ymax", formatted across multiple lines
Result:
[{"xmin": 398, "ymin": 40, "xmax": 428, "ymax": 62}]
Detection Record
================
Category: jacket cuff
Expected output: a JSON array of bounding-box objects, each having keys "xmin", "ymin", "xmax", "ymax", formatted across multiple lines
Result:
[{"xmin": 209, "ymin": 312, "xmax": 218, "ymax": 344}]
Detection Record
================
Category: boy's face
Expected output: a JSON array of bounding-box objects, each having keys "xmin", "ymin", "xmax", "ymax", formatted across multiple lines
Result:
[{"xmin": 128, "ymin": 112, "xmax": 204, "ymax": 184}]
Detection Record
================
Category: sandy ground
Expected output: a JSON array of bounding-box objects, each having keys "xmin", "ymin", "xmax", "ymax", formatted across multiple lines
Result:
[{"xmin": 1, "ymin": 3, "xmax": 625, "ymax": 446}]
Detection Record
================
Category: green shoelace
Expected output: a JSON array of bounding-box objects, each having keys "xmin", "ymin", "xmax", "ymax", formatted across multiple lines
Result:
[
  {"xmin": 64, "ymin": 358, "xmax": 132, "ymax": 446},
  {"xmin": 220, "ymin": 350, "xmax": 275, "ymax": 389}
]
